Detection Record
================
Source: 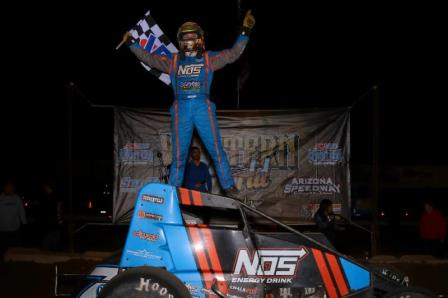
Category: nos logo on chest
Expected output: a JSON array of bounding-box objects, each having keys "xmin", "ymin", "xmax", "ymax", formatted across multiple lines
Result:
[{"xmin": 177, "ymin": 64, "xmax": 204, "ymax": 76}]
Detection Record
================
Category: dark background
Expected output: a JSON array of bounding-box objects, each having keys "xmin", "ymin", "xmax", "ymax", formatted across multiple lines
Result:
[{"xmin": 1, "ymin": 1, "xmax": 447, "ymax": 216}]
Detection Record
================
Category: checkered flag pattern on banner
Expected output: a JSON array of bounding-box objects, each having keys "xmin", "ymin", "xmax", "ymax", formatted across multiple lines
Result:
[{"xmin": 129, "ymin": 10, "xmax": 178, "ymax": 85}]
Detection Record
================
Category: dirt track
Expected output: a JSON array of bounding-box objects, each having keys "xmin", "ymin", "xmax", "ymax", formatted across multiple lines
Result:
[
  {"xmin": 389, "ymin": 262, "xmax": 448, "ymax": 295},
  {"xmin": 0, "ymin": 259, "xmax": 97, "ymax": 298}
]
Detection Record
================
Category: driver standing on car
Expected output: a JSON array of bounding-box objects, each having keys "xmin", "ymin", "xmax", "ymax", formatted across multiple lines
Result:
[{"xmin": 122, "ymin": 11, "xmax": 255, "ymax": 197}]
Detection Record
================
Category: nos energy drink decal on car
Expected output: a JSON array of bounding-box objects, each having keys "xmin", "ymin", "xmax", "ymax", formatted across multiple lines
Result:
[{"xmin": 232, "ymin": 248, "xmax": 308, "ymax": 283}]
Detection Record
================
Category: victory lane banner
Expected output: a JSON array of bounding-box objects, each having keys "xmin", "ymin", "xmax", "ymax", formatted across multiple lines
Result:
[{"xmin": 114, "ymin": 107, "xmax": 350, "ymax": 223}]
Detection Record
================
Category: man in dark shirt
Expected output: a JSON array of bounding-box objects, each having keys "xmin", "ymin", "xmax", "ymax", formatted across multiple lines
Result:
[
  {"xmin": 183, "ymin": 147, "xmax": 212, "ymax": 193},
  {"xmin": 37, "ymin": 181, "xmax": 63, "ymax": 250},
  {"xmin": 313, "ymin": 199, "xmax": 339, "ymax": 245}
]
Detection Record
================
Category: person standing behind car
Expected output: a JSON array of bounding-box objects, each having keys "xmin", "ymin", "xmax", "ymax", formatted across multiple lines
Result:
[
  {"xmin": 313, "ymin": 199, "xmax": 339, "ymax": 245},
  {"xmin": 0, "ymin": 180, "xmax": 26, "ymax": 259},
  {"xmin": 183, "ymin": 147, "xmax": 212, "ymax": 193},
  {"xmin": 37, "ymin": 181, "xmax": 63, "ymax": 251},
  {"xmin": 419, "ymin": 199, "xmax": 446, "ymax": 257}
]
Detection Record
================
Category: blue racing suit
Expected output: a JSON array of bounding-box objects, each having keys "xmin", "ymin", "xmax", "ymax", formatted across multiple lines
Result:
[{"xmin": 129, "ymin": 35, "xmax": 249, "ymax": 190}]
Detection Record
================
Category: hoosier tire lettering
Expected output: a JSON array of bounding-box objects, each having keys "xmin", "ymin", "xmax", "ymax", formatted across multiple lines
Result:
[
  {"xmin": 98, "ymin": 266, "xmax": 190, "ymax": 298},
  {"xmin": 135, "ymin": 278, "xmax": 173, "ymax": 297},
  {"xmin": 159, "ymin": 287, "xmax": 168, "ymax": 296}
]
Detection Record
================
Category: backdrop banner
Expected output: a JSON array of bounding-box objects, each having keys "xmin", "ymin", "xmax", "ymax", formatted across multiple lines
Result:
[{"xmin": 114, "ymin": 107, "xmax": 350, "ymax": 223}]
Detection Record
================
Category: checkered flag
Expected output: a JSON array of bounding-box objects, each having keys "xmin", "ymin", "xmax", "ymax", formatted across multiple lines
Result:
[{"xmin": 129, "ymin": 10, "xmax": 178, "ymax": 85}]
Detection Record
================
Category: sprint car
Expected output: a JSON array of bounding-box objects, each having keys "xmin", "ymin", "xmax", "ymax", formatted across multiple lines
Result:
[{"xmin": 59, "ymin": 183, "xmax": 436, "ymax": 298}]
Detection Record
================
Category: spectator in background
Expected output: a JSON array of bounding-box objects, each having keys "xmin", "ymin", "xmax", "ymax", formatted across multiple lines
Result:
[
  {"xmin": 0, "ymin": 181, "xmax": 26, "ymax": 259},
  {"xmin": 313, "ymin": 199, "xmax": 340, "ymax": 245},
  {"xmin": 419, "ymin": 200, "xmax": 446, "ymax": 257},
  {"xmin": 37, "ymin": 181, "xmax": 63, "ymax": 251},
  {"xmin": 183, "ymin": 147, "xmax": 212, "ymax": 193}
]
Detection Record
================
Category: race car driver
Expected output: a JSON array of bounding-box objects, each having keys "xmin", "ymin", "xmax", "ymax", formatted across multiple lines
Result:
[{"xmin": 123, "ymin": 11, "xmax": 255, "ymax": 196}]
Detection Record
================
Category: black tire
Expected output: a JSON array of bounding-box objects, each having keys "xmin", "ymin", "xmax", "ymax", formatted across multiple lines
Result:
[
  {"xmin": 98, "ymin": 266, "xmax": 191, "ymax": 298},
  {"xmin": 382, "ymin": 286, "xmax": 437, "ymax": 298}
]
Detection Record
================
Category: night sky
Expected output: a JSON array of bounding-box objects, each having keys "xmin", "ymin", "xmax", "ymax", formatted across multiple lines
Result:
[{"xmin": 1, "ymin": 1, "xmax": 447, "ymax": 190}]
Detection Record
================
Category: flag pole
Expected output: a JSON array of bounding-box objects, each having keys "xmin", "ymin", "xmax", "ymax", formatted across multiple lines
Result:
[
  {"xmin": 115, "ymin": 39, "xmax": 126, "ymax": 50},
  {"xmin": 116, "ymin": 32, "xmax": 131, "ymax": 50}
]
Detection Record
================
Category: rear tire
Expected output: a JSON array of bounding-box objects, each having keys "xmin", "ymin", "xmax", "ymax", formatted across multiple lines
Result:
[{"xmin": 98, "ymin": 266, "xmax": 191, "ymax": 298}]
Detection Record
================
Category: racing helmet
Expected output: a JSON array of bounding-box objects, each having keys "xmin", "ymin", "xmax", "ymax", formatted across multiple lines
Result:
[{"xmin": 177, "ymin": 22, "xmax": 205, "ymax": 56}]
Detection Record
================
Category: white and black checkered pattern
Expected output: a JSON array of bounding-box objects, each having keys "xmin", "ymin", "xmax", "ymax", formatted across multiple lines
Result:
[{"xmin": 129, "ymin": 10, "xmax": 178, "ymax": 85}]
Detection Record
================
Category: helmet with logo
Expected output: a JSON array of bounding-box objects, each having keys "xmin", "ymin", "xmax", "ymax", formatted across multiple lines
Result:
[{"xmin": 177, "ymin": 22, "xmax": 205, "ymax": 57}]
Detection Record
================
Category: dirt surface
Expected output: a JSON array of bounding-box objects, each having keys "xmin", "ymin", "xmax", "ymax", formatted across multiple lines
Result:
[
  {"xmin": 0, "ymin": 259, "xmax": 97, "ymax": 298},
  {"xmin": 392, "ymin": 263, "xmax": 448, "ymax": 295},
  {"xmin": 1, "ymin": 259, "xmax": 447, "ymax": 297}
]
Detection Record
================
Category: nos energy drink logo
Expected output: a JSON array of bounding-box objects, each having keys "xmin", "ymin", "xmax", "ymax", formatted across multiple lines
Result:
[
  {"xmin": 177, "ymin": 64, "xmax": 204, "ymax": 76},
  {"xmin": 119, "ymin": 143, "xmax": 153, "ymax": 162},
  {"xmin": 308, "ymin": 143, "xmax": 342, "ymax": 165},
  {"xmin": 233, "ymin": 248, "xmax": 307, "ymax": 276}
]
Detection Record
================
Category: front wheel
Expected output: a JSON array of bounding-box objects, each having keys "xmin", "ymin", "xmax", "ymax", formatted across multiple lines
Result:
[{"xmin": 98, "ymin": 266, "xmax": 191, "ymax": 298}]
